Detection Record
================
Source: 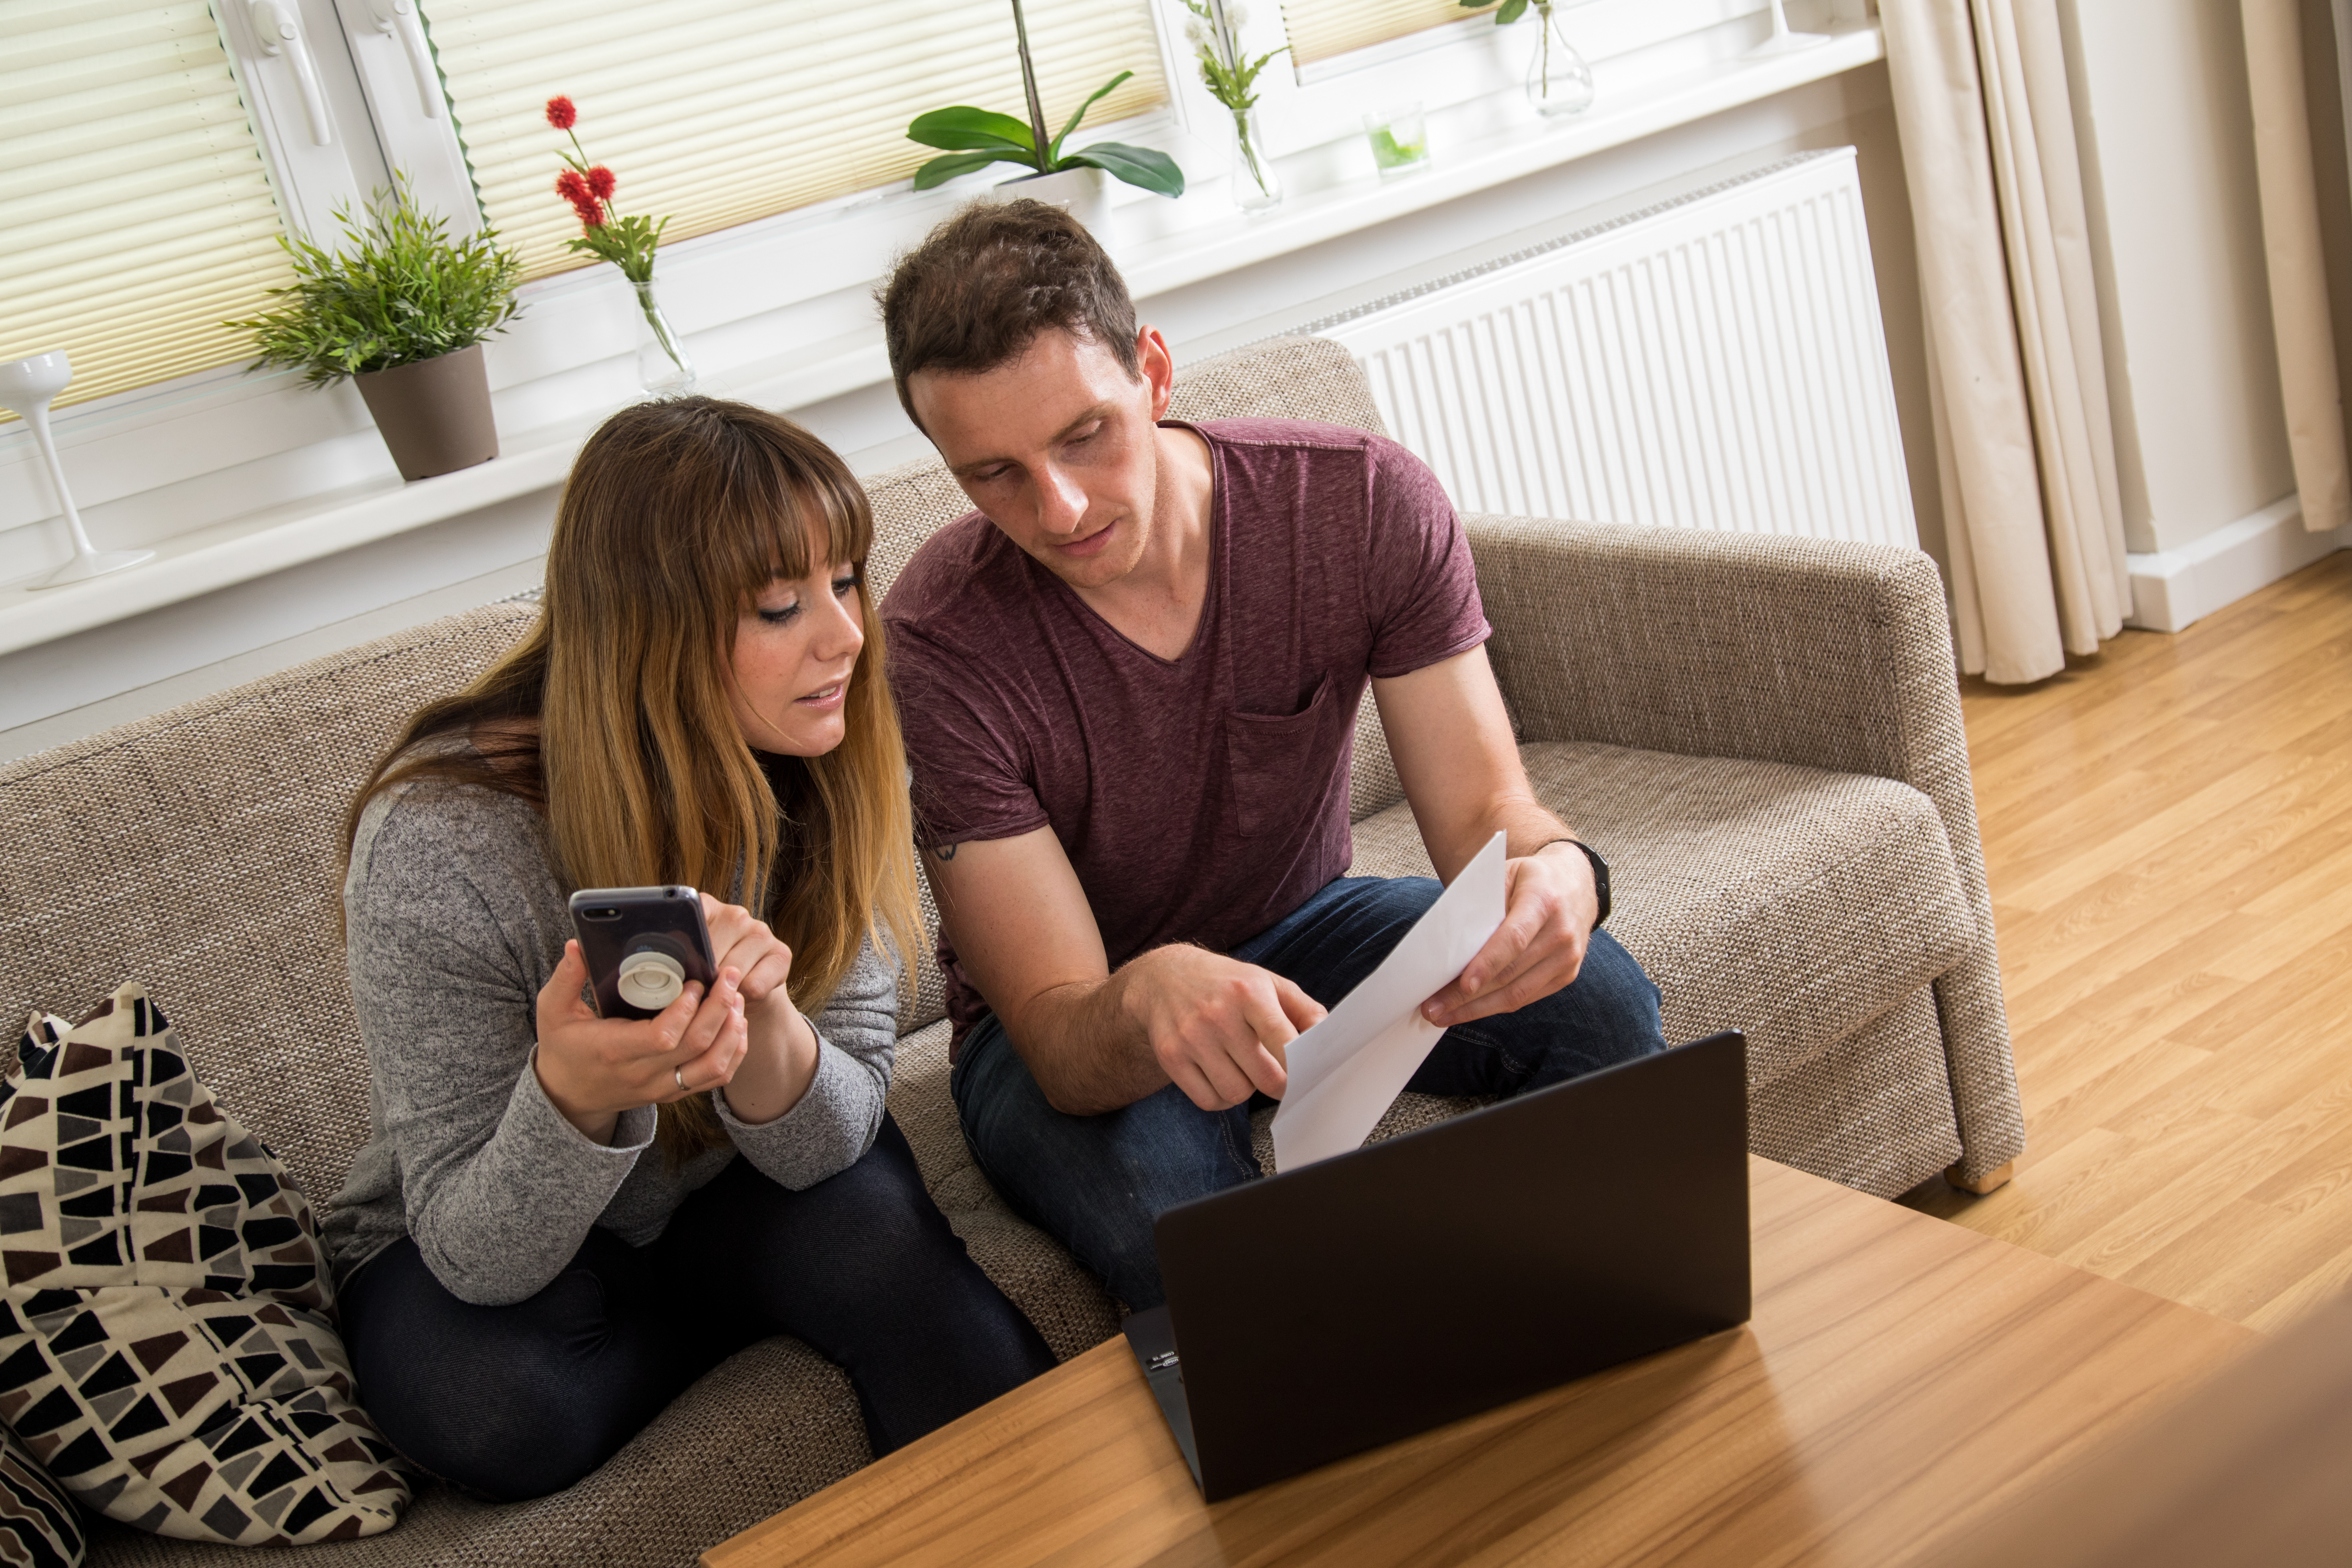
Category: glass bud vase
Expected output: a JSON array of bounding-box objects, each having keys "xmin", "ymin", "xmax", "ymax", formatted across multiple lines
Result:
[
  {"xmin": 632, "ymin": 278, "xmax": 696, "ymax": 398},
  {"xmin": 1525, "ymin": 5, "xmax": 1595, "ymax": 117},
  {"xmin": 1229, "ymin": 103, "xmax": 1283, "ymax": 213}
]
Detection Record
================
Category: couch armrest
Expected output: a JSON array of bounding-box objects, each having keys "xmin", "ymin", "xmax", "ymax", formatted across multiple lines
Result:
[
  {"xmin": 1464, "ymin": 514, "xmax": 2024, "ymax": 1186},
  {"xmin": 1467, "ymin": 514, "xmax": 1947, "ymax": 774}
]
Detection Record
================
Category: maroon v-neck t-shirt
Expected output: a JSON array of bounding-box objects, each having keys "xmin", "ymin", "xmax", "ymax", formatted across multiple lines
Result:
[{"xmin": 883, "ymin": 418, "xmax": 1491, "ymax": 1051}]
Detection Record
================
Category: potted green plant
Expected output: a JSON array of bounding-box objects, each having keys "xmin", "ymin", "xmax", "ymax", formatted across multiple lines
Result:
[
  {"xmin": 229, "ymin": 176, "xmax": 524, "ymax": 481},
  {"xmin": 906, "ymin": 0, "xmax": 1183, "ymax": 237}
]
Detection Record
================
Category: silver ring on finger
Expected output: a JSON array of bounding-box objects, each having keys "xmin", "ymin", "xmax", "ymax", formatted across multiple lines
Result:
[{"xmin": 674, "ymin": 1065, "xmax": 687, "ymax": 1093}]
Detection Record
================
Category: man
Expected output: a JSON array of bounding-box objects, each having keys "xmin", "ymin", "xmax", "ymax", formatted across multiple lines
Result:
[{"xmin": 880, "ymin": 201, "xmax": 1665, "ymax": 1310}]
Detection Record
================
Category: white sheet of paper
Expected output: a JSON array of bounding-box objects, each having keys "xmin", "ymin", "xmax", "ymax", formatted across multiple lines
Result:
[{"xmin": 1270, "ymin": 831, "xmax": 1509, "ymax": 1171}]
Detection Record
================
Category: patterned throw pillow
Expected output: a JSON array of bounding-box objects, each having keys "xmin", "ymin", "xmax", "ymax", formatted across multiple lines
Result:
[
  {"xmin": 0, "ymin": 1423, "xmax": 81, "ymax": 1568},
  {"xmin": 0, "ymin": 985, "xmax": 410, "ymax": 1545}
]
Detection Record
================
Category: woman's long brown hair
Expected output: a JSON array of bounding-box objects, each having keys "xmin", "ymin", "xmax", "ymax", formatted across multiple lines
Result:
[{"xmin": 343, "ymin": 398, "xmax": 921, "ymax": 1164}]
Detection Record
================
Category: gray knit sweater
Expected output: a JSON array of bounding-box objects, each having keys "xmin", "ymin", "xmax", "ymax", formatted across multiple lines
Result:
[{"xmin": 327, "ymin": 774, "xmax": 899, "ymax": 1306}]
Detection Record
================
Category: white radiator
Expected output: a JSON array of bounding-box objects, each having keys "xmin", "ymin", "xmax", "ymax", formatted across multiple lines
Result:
[{"xmin": 1307, "ymin": 151, "xmax": 1917, "ymax": 548}]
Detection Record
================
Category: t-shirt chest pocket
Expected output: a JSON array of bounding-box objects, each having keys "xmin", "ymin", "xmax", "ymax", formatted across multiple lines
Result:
[{"xmin": 1223, "ymin": 674, "xmax": 1337, "ymax": 839}]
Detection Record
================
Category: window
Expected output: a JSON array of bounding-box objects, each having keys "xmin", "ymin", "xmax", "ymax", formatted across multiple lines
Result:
[
  {"xmin": 1, "ymin": 0, "xmax": 303, "ymax": 413},
  {"xmin": 2, "ymin": 0, "xmax": 1171, "ymax": 421},
  {"xmin": 1277, "ymin": 0, "xmax": 1469, "ymax": 69},
  {"xmin": 4, "ymin": 0, "xmax": 1843, "ymax": 563},
  {"xmin": 416, "ymin": 0, "xmax": 1170, "ymax": 278},
  {"xmin": 8, "ymin": 0, "xmax": 1794, "ymax": 428}
]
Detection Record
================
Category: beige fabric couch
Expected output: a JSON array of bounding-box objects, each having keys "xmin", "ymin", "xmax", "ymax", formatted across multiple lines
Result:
[{"xmin": 0, "ymin": 337, "xmax": 2020, "ymax": 1566}]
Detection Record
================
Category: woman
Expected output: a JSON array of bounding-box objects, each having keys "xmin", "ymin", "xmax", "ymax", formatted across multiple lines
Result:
[{"xmin": 327, "ymin": 397, "xmax": 1055, "ymax": 1501}]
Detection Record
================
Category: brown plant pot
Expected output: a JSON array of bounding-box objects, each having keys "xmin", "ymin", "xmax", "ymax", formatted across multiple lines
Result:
[{"xmin": 353, "ymin": 343, "xmax": 499, "ymax": 481}]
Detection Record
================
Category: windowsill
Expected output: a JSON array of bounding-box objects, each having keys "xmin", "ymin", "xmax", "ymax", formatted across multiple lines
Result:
[{"xmin": 0, "ymin": 21, "xmax": 1884, "ymax": 659}]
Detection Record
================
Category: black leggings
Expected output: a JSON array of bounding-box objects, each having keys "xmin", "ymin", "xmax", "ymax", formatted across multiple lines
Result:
[{"xmin": 338, "ymin": 1115, "xmax": 1057, "ymax": 1501}]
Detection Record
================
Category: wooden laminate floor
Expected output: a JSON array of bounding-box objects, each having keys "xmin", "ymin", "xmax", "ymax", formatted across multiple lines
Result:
[{"xmin": 1901, "ymin": 549, "xmax": 2352, "ymax": 1333}]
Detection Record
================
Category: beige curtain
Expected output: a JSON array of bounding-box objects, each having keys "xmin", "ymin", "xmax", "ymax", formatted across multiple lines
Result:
[
  {"xmin": 2243, "ymin": 0, "xmax": 2352, "ymax": 535},
  {"xmin": 1881, "ymin": 1, "xmax": 2130, "ymax": 685}
]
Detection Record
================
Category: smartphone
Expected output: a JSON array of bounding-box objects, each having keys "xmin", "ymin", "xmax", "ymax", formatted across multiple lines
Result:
[{"xmin": 567, "ymin": 886, "xmax": 719, "ymax": 1020}]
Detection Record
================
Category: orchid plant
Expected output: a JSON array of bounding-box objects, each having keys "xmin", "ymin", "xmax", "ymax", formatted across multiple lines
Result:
[
  {"xmin": 1182, "ymin": 1, "xmax": 1286, "ymax": 208},
  {"xmin": 906, "ymin": 0, "xmax": 1184, "ymax": 197}
]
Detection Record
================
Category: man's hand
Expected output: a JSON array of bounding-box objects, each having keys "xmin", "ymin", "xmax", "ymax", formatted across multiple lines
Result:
[
  {"xmin": 929, "ymin": 827, "xmax": 1331, "ymax": 1115},
  {"xmin": 1373, "ymin": 648, "xmax": 1602, "ymax": 1030},
  {"xmin": 1119, "ymin": 946, "xmax": 1326, "ymax": 1111},
  {"xmin": 1420, "ymin": 842, "xmax": 1597, "ymax": 1028}
]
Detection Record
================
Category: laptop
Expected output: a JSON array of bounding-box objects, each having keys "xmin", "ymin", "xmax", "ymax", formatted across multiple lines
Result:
[{"xmin": 1123, "ymin": 1029, "xmax": 1751, "ymax": 1501}]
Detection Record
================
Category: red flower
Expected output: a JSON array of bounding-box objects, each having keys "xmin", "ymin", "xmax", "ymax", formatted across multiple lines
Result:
[
  {"xmin": 556, "ymin": 170, "xmax": 604, "ymax": 227},
  {"xmin": 587, "ymin": 166, "xmax": 616, "ymax": 200},
  {"xmin": 545, "ymin": 95, "xmax": 577, "ymax": 130}
]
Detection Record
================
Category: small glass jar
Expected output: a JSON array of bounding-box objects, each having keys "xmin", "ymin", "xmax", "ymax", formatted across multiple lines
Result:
[
  {"xmin": 632, "ymin": 278, "xmax": 696, "ymax": 398},
  {"xmin": 1525, "ymin": 3, "xmax": 1595, "ymax": 117},
  {"xmin": 1363, "ymin": 102, "xmax": 1431, "ymax": 180}
]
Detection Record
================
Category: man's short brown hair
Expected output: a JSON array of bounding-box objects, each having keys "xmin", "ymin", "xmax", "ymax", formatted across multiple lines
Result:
[{"xmin": 879, "ymin": 199, "xmax": 1141, "ymax": 427}]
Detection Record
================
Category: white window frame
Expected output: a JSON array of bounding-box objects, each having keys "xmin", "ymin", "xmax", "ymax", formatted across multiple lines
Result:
[
  {"xmin": 213, "ymin": 0, "xmax": 382, "ymax": 239},
  {"xmin": 327, "ymin": 0, "xmax": 476, "ymax": 232}
]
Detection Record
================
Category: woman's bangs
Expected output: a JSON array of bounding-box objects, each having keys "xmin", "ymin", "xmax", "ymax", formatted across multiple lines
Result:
[
  {"xmin": 728, "ymin": 443, "xmax": 871, "ymax": 605},
  {"xmin": 800, "ymin": 461, "xmax": 873, "ymax": 571}
]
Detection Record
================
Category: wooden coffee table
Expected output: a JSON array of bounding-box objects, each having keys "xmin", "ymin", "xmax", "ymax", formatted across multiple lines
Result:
[{"xmin": 704, "ymin": 1158, "xmax": 2256, "ymax": 1568}]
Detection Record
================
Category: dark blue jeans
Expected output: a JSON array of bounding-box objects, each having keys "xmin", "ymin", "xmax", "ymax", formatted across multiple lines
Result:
[
  {"xmin": 338, "ymin": 1115, "xmax": 1055, "ymax": 1501},
  {"xmin": 951, "ymin": 875, "xmax": 1667, "ymax": 1311}
]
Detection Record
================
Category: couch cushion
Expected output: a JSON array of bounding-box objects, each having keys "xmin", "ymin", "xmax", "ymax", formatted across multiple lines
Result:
[
  {"xmin": 1163, "ymin": 335, "xmax": 1389, "ymax": 437},
  {"xmin": 1, "ymin": 1421, "xmax": 85, "ymax": 1568},
  {"xmin": 0, "ymin": 605, "xmax": 540, "ymax": 1223},
  {"xmin": 3, "ymin": 987, "xmax": 407, "ymax": 1547},
  {"xmin": 1347, "ymin": 741, "xmax": 1974, "ymax": 1084}
]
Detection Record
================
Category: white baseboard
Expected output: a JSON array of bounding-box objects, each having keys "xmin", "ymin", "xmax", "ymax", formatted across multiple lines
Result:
[{"xmin": 2126, "ymin": 496, "xmax": 2352, "ymax": 632}]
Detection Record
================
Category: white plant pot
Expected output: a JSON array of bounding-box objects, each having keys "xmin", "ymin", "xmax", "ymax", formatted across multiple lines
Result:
[{"xmin": 990, "ymin": 165, "xmax": 1115, "ymax": 244}]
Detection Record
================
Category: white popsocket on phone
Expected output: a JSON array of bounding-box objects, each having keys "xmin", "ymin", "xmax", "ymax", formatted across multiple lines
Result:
[
  {"xmin": 570, "ymin": 886, "xmax": 714, "ymax": 1018},
  {"xmin": 616, "ymin": 948, "xmax": 686, "ymax": 1010}
]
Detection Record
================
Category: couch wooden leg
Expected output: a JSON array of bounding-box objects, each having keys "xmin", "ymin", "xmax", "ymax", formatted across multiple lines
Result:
[{"xmin": 1945, "ymin": 1160, "xmax": 2015, "ymax": 1196}]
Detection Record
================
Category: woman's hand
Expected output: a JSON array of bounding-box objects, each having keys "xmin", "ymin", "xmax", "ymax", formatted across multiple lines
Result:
[
  {"xmin": 699, "ymin": 893, "xmax": 821, "ymax": 1125},
  {"xmin": 532, "ymin": 940, "xmax": 749, "ymax": 1144}
]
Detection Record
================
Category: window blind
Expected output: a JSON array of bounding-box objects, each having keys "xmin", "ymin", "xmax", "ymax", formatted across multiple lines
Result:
[
  {"xmin": 1278, "ymin": 0, "xmax": 1477, "ymax": 68},
  {"xmin": 418, "ymin": 0, "xmax": 1171, "ymax": 280},
  {"xmin": 0, "ymin": 0, "xmax": 295, "ymax": 415}
]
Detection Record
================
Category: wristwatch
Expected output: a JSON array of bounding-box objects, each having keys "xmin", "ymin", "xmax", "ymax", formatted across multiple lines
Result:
[{"xmin": 1539, "ymin": 837, "xmax": 1610, "ymax": 930}]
